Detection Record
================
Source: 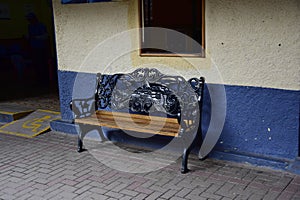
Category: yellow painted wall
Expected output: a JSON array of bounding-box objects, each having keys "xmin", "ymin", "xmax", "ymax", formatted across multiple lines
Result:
[{"xmin": 52, "ymin": 0, "xmax": 300, "ymax": 90}]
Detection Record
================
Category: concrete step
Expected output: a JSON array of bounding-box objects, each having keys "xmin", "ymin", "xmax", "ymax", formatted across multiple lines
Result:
[{"xmin": 0, "ymin": 103, "xmax": 34, "ymax": 122}]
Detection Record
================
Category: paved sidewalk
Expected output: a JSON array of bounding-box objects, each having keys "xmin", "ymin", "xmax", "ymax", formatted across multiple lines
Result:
[{"xmin": 0, "ymin": 130, "xmax": 299, "ymax": 200}]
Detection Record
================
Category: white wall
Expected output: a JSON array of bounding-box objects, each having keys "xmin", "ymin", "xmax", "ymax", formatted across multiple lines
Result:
[{"xmin": 53, "ymin": 0, "xmax": 300, "ymax": 90}]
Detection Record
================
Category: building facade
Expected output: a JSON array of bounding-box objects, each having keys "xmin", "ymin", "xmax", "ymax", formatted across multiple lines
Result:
[{"xmin": 51, "ymin": 0, "xmax": 300, "ymax": 173}]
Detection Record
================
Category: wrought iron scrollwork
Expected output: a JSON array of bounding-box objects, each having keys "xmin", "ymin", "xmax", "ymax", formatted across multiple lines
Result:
[
  {"xmin": 96, "ymin": 74, "xmax": 122, "ymax": 109},
  {"xmin": 129, "ymin": 83, "xmax": 180, "ymax": 117},
  {"xmin": 188, "ymin": 77, "xmax": 205, "ymax": 100},
  {"xmin": 70, "ymin": 97, "xmax": 95, "ymax": 118}
]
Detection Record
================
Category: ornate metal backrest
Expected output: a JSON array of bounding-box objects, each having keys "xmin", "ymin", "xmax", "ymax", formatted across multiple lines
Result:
[{"xmin": 96, "ymin": 68, "xmax": 205, "ymax": 121}]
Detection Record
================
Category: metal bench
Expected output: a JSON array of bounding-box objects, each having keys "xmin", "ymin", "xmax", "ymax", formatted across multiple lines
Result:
[{"xmin": 71, "ymin": 68, "xmax": 205, "ymax": 173}]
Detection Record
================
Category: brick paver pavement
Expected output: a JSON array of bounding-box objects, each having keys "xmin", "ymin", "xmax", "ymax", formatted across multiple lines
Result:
[{"xmin": 0, "ymin": 131, "xmax": 299, "ymax": 200}]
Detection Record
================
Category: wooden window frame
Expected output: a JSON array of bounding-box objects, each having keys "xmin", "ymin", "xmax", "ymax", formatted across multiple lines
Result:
[{"xmin": 139, "ymin": 0, "xmax": 205, "ymax": 58}]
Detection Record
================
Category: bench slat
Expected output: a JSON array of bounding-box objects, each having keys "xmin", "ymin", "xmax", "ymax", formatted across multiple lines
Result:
[
  {"xmin": 98, "ymin": 111, "xmax": 179, "ymax": 128},
  {"xmin": 99, "ymin": 110, "xmax": 179, "ymax": 124},
  {"xmin": 77, "ymin": 116, "xmax": 179, "ymax": 134},
  {"xmin": 75, "ymin": 110, "xmax": 180, "ymax": 137}
]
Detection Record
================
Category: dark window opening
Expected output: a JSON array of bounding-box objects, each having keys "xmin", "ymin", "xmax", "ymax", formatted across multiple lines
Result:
[{"xmin": 140, "ymin": 0, "xmax": 205, "ymax": 56}]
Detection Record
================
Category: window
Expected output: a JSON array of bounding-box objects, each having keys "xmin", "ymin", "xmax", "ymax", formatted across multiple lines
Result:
[{"xmin": 140, "ymin": 0, "xmax": 205, "ymax": 57}]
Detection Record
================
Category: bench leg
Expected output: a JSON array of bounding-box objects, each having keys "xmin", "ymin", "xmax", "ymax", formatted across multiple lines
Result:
[
  {"xmin": 181, "ymin": 148, "xmax": 191, "ymax": 174},
  {"xmin": 77, "ymin": 124, "xmax": 107, "ymax": 153},
  {"xmin": 181, "ymin": 121, "xmax": 204, "ymax": 173},
  {"xmin": 77, "ymin": 135, "xmax": 83, "ymax": 152}
]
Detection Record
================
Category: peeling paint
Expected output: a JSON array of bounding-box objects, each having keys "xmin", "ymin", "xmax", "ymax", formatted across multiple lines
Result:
[{"xmin": 268, "ymin": 137, "xmax": 272, "ymax": 140}]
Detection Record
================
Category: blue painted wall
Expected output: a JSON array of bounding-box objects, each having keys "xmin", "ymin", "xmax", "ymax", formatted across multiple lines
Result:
[
  {"xmin": 213, "ymin": 85, "xmax": 299, "ymax": 160},
  {"xmin": 54, "ymin": 70, "xmax": 299, "ymax": 169},
  {"xmin": 57, "ymin": 70, "xmax": 77, "ymax": 121}
]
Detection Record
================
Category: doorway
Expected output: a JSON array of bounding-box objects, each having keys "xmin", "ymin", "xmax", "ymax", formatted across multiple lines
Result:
[{"xmin": 0, "ymin": 0, "xmax": 58, "ymax": 101}]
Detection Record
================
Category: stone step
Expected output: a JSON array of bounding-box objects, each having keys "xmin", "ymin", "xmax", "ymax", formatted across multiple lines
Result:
[{"xmin": 0, "ymin": 103, "xmax": 34, "ymax": 122}]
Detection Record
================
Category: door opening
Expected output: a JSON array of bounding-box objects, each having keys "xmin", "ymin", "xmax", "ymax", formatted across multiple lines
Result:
[{"xmin": 0, "ymin": 0, "xmax": 58, "ymax": 101}]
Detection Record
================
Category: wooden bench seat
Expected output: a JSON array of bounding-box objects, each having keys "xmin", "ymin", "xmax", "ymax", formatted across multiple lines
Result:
[{"xmin": 75, "ymin": 110, "xmax": 180, "ymax": 137}]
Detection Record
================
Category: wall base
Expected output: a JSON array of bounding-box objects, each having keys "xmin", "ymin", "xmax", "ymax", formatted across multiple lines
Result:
[
  {"xmin": 209, "ymin": 150, "xmax": 292, "ymax": 172},
  {"xmin": 287, "ymin": 157, "xmax": 300, "ymax": 175},
  {"xmin": 0, "ymin": 114, "xmax": 14, "ymax": 123},
  {"xmin": 50, "ymin": 119, "xmax": 78, "ymax": 135}
]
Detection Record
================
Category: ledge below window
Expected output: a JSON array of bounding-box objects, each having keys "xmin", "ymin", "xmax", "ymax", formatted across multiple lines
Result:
[{"xmin": 61, "ymin": 0, "xmax": 112, "ymax": 4}]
